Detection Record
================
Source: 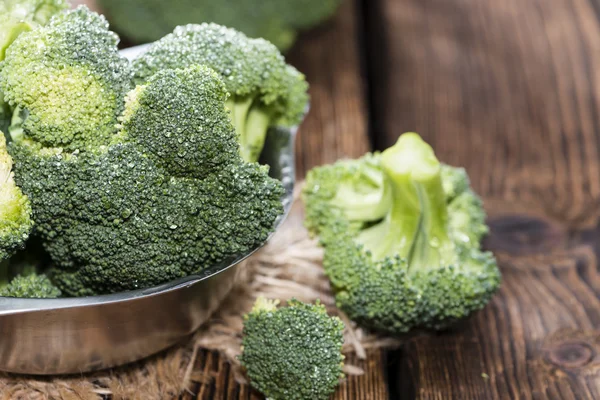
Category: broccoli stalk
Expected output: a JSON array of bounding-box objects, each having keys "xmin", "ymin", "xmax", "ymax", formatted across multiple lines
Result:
[
  {"xmin": 303, "ymin": 132, "xmax": 501, "ymax": 334},
  {"xmin": 240, "ymin": 297, "xmax": 345, "ymax": 400},
  {"xmin": 358, "ymin": 133, "xmax": 453, "ymax": 269},
  {"xmin": 226, "ymin": 97, "xmax": 272, "ymax": 162}
]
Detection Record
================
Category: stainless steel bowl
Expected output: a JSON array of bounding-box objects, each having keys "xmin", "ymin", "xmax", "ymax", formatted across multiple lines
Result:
[{"xmin": 0, "ymin": 45, "xmax": 297, "ymax": 375}]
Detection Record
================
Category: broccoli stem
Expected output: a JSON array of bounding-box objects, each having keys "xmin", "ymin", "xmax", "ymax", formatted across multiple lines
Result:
[
  {"xmin": 407, "ymin": 177, "xmax": 451, "ymax": 271},
  {"xmin": 226, "ymin": 97, "xmax": 271, "ymax": 163},
  {"xmin": 243, "ymin": 106, "xmax": 271, "ymax": 163},
  {"xmin": 330, "ymin": 161, "xmax": 391, "ymax": 222},
  {"xmin": 226, "ymin": 97, "xmax": 253, "ymax": 140},
  {"xmin": 356, "ymin": 168, "xmax": 422, "ymax": 261},
  {"xmin": 357, "ymin": 133, "xmax": 452, "ymax": 270}
]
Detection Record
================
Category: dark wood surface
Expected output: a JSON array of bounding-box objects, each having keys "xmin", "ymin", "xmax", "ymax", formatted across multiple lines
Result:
[
  {"xmin": 367, "ymin": 0, "xmax": 600, "ymax": 398},
  {"xmin": 86, "ymin": 0, "xmax": 600, "ymax": 397}
]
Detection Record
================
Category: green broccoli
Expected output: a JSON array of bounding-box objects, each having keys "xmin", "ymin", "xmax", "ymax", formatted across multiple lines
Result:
[
  {"xmin": 0, "ymin": 6, "xmax": 132, "ymax": 151},
  {"xmin": 0, "ymin": 0, "xmax": 69, "ymax": 134},
  {"xmin": 131, "ymin": 23, "xmax": 309, "ymax": 163},
  {"xmin": 0, "ymin": 272, "xmax": 61, "ymax": 298},
  {"xmin": 0, "ymin": 0, "xmax": 69, "ymax": 60},
  {"xmin": 0, "ymin": 134, "xmax": 32, "ymax": 262},
  {"xmin": 7, "ymin": 12, "xmax": 285, "ymax": 295},
  {"xmin": 303, "ymin": 133, "xmax": 501, "ymax": 334},
  {"xmin": 239, "ymin": 297, "xmax": 345, "ymax": 400},
  {"xmin": 97, "ymin": 0, "xmax": 342, "ymax": 51}
]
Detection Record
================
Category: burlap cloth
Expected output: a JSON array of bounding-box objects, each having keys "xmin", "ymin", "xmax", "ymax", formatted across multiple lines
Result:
[{"xmin": 0, "ymin": 188, "xmax": 400, "ymax": 399}]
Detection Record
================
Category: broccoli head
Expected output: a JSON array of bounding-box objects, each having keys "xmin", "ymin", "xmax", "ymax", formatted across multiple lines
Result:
[
  {"xmin": 0, "ymin": 6, "xmax": 132, "ymax": 151},
  {"xmin": 303, "ymin": 133, "xmax": 501, "ymax": 334},
  {"xmin": 97, "ymin": 0, "xmax": 342, "ymax": 52},
  {"xmin": 10, "ymin": 61, "xmax": 284, "ymax": 296},
  {"xmin": 0, "ymin": 0, "xmax": 69, "ymax": 60},
  {"xmin": 239, "ymin": 297, "xmax": 345, "ymax": 400},
  {"xmin": 131, "ymin": 24, "xmax": 308, "ymax": 163},
  {"xmin": 0, "ymin": 134, "xmax": 32, "ymax": 261},
  {"xmin": 0, "ymin": 0, "xmax": 69, "ymax": 134}
]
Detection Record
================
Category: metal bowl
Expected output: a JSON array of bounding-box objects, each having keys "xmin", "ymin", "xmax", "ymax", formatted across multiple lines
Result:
[{"xmin": 0, "ymin": 45, "xmax": 297, "ymax": 375}]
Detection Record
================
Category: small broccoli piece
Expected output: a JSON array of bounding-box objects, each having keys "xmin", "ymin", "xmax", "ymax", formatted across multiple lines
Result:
[
  {"xmin": 131, "ymin": 23, "xmax": 308, "ymax": 163},
  {"xmin": 97, "ymin": 0, "xmax": 341, "ymax": 52},
  {"xmin": 303, "ymin": 133, "xmax": 501, "ymax": 334},
  {"xmin": 0, "ymin": 6, "xmax": 132, "ymax": 151},
  {"xmin": 0, "ymin": 272, "xmax": 61, "ymax": 298},
  {"xmin": 0, "ymin": 0, "xmax": 69, "ymax": 60},
  {"xmin": 11, "ymin": 64, "xmax": 284, "ymax": 296},
  {"xmin": 0, "ymin": 134, "xmax": 32, "ymax": 261},
  {"xmin": 239, "ymin": 297, "xmax": 345, "ymax": 400}
]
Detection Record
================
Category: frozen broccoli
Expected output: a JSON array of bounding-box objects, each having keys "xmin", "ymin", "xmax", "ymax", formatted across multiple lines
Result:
[
  {"xmin": 303, "ymin": 133, "xmax": 501, "ymax": 334},
  {"xmin": 98, "ymin": 0, "xmax": 342, "ymax": 51},
  {"xmin": 131, "ymin": 24, "xmax": 308, "ymax": 162},
  {"xmin": 240, "ymin": 298, "xmax": 345, "ymax": 400}
]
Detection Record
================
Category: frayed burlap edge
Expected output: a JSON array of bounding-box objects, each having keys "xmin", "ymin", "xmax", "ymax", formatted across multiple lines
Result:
[{"xmin": 0, "ymin": 186, "xmax": 401, "ymax": 400}]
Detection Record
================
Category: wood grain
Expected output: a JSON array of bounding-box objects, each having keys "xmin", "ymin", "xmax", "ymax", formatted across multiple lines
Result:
[
  {"xmin": 366, "ymin": 0, "xmax": 600, "ymax": 398},
  {"xmin": 287, "ymin": 0, "xmax": 371, "ymax": 177}
]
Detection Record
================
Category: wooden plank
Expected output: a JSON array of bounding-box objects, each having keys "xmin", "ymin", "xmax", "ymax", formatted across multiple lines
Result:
[
  {"xmin": 366, "ymin": 0, "xmax": 600, "ymax": 398},
  {"xmin": 287, "ymin": 0, "xmax": 371, "ymax": 177}
]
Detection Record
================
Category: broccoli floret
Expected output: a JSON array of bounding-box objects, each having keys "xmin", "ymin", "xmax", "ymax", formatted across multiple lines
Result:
[
  {"xmin": 0, "ymin": 272, "xmax": 61, "ymax": 298},
  {"xmin": 0, "ymin": 0, "xmax": 69, "ymax": 60},
  {"xmin": 303, "ymin": 133, "xmax": 501, "ymax": 334},
  {"xmin": 239, "ymin": 297, "xmax": 345, "ymax": 400},
  {"xmin": 118, "ymin": 67, "xmax": 240, "ymax": 177},
  {"xmin": 0, "ymin": 134, "xmax": 32, "ymax": 261},
  {"xmin": 131, "ymin": 24, "xmax": 308, "ymax": 163},
  {"xmin": 97, "ymin": 0, "xmax": 341, "ymax": 51},
  {"xmin": 11, "ymin": 64, "xmax": 284, "ymax": 296},
  {"xmin": 0, "ymin": 6, "xmax": 132, "ymax": 151},
  {"xmin": 0, "ymin": 0, "xmax": 69, "ymax": 134}
]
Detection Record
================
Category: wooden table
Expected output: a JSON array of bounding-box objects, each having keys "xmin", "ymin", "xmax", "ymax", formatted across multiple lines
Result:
[{"xmin": 81, "ymin": 0, "xmax": 600, "ymax": 398}]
